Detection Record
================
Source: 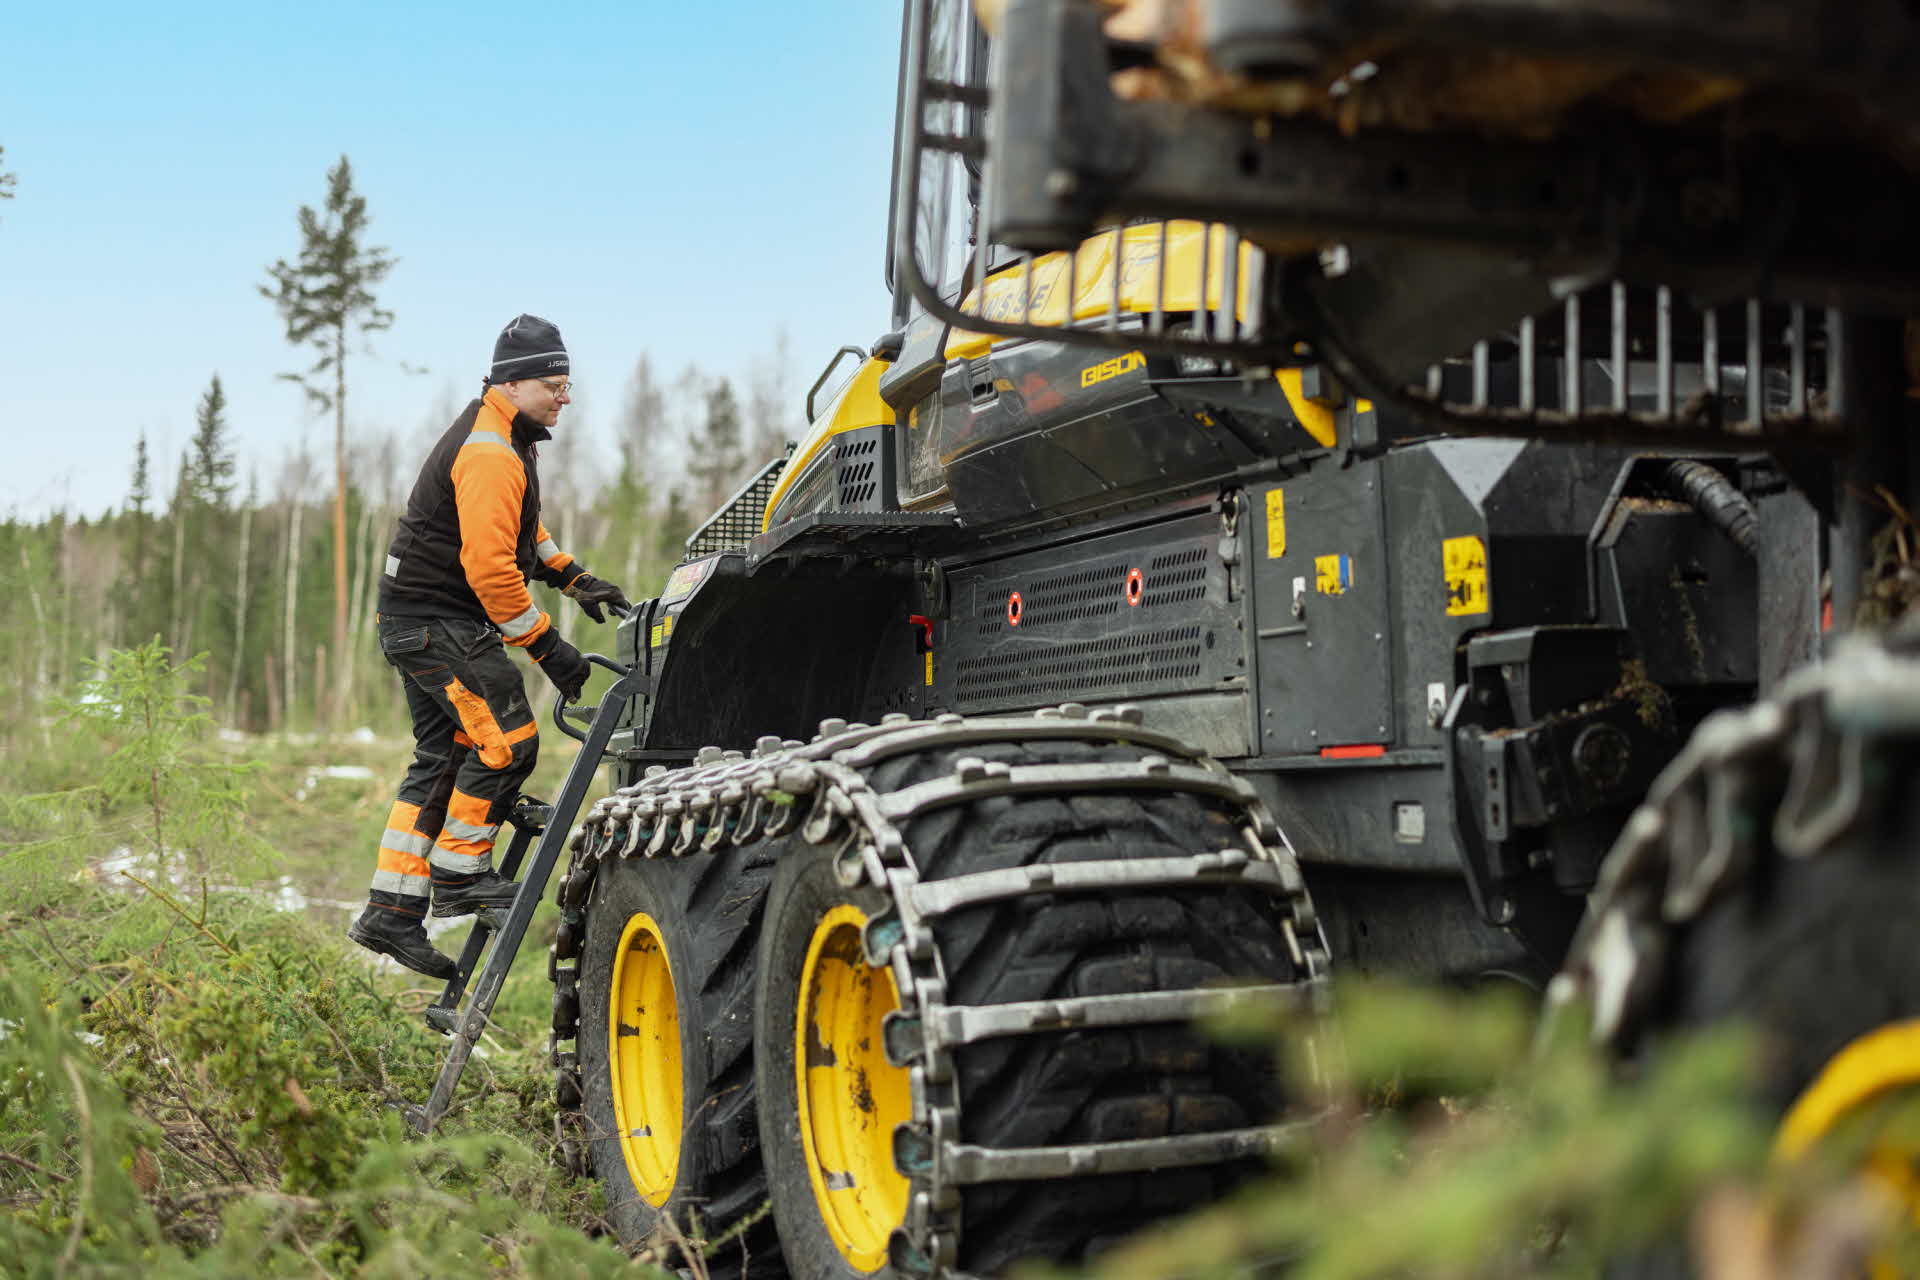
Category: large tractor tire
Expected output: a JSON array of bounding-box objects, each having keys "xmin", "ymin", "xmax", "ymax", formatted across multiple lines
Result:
[
  {"xmin": 748, "ymin": 725, "xmax": 1326, "ymax": 1278},
  {"xmin": 553, "ymin": 710, "xmax": 1325, "ymax": 1280},
  {"xmin": 564, "ymin": 835, "xmax": 783, "ymax": 1276},
  {"xmin": 1557, "ymin": 634, "xmax": 1920, "ymax": 1270}
]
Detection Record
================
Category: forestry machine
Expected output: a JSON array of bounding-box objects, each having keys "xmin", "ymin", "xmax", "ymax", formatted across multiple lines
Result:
[{"xmin": 543, "ymin": 2, "xmax": 1920, "ymax": 1274}]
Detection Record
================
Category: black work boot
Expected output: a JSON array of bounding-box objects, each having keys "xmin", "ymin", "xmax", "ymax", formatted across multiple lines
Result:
[
  {"xmin": 348, "ymin": 903, "xmax": 458, "ymax": 980},
  {"xmin": 430, "ymin": 868, "xmax": 522, "ymax": 918}
]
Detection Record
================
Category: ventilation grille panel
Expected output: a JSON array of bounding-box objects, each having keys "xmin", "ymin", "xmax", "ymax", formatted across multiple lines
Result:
[{"xmin": 954, "ymin": 625, "xmax": 1207, "ymax": 704}]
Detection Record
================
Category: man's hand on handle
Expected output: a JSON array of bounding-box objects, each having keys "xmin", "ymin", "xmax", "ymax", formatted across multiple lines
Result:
[
  {"xmin": 528, "ymin": 629, "xmax": 592, "ymax": 702},
  {"xmin": 564, "ymin": 573, "xmax": 631, "ymax": 624}
]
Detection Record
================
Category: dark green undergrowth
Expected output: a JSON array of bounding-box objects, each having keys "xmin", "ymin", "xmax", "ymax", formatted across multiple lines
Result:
[
  {"xmin": 1054, "ymin": 983, "xmax": 1920, "ymax": 1280},
  {"xmin": 0, "ymin": 881, "xmax": 646, "ymax": 1277},
  {"xmin": 0, "ymin": 642, "xmax": 654, "ymax": 1277}
]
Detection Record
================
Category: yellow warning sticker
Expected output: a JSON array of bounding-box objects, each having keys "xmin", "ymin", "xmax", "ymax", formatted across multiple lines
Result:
[
  {"xmin": 1444, "ymin": 535, "xmax": 1489, "ymax": 615},
  {"xmin": 649, "ymin": 623, "xmax": 665, "ymax": 648},
  {"xmin": 1315, "ymin": 553, "xmax": 1352, "ymax": 595},
  {"xmin": 1265, "ymin": 489, "xmax": 1286, "ymax": 559},
  {"xmin": 924, "ymin": 652, "xmax": 934, "ymax": 687},
  {"xmin": 664, "ymin": 612, "xmax": 676, "ymax": 637}
]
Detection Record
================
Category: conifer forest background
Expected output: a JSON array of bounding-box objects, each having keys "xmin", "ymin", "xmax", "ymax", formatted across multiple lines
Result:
[{"xmin": 10, "ymin": 346, "xmax": 793, "ymax": 736}]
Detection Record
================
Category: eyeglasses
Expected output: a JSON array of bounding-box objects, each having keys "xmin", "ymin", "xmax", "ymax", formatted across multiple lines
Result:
[{"xmin": 533, "ymin": 376, "xmax": 572, "ymax": 396}]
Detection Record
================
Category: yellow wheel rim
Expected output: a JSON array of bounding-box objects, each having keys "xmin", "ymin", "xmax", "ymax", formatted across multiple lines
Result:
[
  {"xmin": 608, "ymin": 912, "xmax": 683, "ymax": 1207},
  {"xmin": 1775, "ymin": 1019, "xmax": 1920, "ymax": 1273},
  {"xmin": 795, "ymin": 904, "xmax": 915, "ymax": 1272}
]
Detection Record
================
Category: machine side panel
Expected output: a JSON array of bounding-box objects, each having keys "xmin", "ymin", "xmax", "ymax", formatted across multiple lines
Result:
[
  {"xmin": 1380, "ymin": 442, "xmax": 1518, "ymax": 750},
  {"xmin": 1248, "ymin": 464, "xmax": 1393, "ymax": 753},
  {"xmin": 934, "ymin": 510, "xmax": 1246, "ymax": 716}
]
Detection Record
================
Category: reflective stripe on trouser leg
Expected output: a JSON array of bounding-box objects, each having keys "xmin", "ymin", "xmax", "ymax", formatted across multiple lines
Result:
[
  {"xmin": 369, "ymin": 798, "xmax": 433, "ymax": 900},
  {"xmin": 431, "ymin": 786, "xmax": 503, "ymax": 874},
  {"xmin": 398, "ymin": 623, "xmax": 538, "ymax": 880}
]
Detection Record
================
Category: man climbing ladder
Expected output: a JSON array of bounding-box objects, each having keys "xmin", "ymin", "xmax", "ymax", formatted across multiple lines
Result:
[{"xmin": 349, "ymin": 314, "xmax": 629, "ymax": 977}]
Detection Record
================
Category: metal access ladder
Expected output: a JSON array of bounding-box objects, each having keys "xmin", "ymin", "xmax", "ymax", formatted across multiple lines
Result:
[{"xmin": 406, "ymin": 604, "xmax": 651, "ymax": 1134}]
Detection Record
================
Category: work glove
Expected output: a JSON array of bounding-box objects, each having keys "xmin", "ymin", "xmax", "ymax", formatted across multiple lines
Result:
[
  {"xmin": 528, "ymin": 629, "xmax": 592, "ymax": 702},
  {"xmin": 564, "ymin": 573, "xmax": 631, "ymax": 624}
]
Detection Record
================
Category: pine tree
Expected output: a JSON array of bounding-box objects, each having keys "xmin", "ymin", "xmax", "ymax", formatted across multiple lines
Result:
[
  {"xmin": 189, "ymin": 374, "xmax": 235, "ymax": 509},
  {"xmin": 168, "ymin": 452, "xmax": 192, "ymax": 653},
  {"xmin": 227, "ymin": 471, "xmax": 257, "ymax": 722},
  {"xmin": 123, "ymin": 435, "xmax": 153, "ymax": 645},
  {"xmin": 125, "ymin": 433, "xmax": 149, "ymax": 583},
  {"xmin": 128, "ymin": 435, "xmax": 152, "ymax": 529},
  {"xmin": 659, "ymin": 488, "xmax": 695, "ymax": 565},
  {"xmin": 260, "ymin": 155, "xmax": 395, "ymax": 729},
  {"xmin": 181, "ymin": 375, "xmax": 238, "ymax": 712}
]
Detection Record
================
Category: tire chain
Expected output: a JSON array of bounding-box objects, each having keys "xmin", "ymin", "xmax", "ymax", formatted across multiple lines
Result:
[
  {"xmin": 1551, "ymin": 632, "xmax": 1920, "ymax": 1046},
  {"xmin": 547, "ymin": 704, "xmax": 1330, "ymax": 1272}
]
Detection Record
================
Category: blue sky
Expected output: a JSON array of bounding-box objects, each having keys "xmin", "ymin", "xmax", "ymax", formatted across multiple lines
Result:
[{"xmin": 2, "ymin": 1, "xmax": 902, "ymax": 517}]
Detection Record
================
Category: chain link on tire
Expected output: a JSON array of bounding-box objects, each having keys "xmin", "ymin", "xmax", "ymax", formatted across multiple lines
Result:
[{"xmin": 550, "ymin": 705, "xmax": 1329, "ymax": 1275}]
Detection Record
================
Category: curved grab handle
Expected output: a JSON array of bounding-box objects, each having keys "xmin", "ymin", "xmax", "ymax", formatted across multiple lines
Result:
[
  {"xmin": 552, "ymin": 652, "xmax": 633, "ymax": 741},
  {"xmin": 805, "ymin": 345, "xmax": 867, "ymax": 422}
]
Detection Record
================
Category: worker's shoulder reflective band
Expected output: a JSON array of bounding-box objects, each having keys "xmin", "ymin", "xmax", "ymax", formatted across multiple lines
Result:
[
  {"xmin": 500, "ymin": 604, "xmax": 542, "ymax": 639},
  {"xmin": 461, "ymin": 431, "xmax": 516, "ymax": 457},
  {"xmin": 385, "ymin": 554, "xmax": 402, "ymax": 577},
  {"xmin": 536, "ymin": 537, "xmax": 561, "ymax": 563}
]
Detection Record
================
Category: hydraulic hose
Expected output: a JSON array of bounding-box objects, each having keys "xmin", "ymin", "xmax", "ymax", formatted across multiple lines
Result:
[{"xmin": 1663, "ymin": 459, "xmax": 1758, "ymax": 557}]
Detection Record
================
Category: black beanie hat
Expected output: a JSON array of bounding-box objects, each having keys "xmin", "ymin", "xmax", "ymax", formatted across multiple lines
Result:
[{"xmin": 488, "ymin": 314, "xmax": 569, "ymax": 385}]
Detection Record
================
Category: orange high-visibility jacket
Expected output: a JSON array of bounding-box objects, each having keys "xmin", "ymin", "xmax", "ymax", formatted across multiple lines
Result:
[{"xmin": 378, "ymin": 386, "xmax": 586, "ymax": 647}]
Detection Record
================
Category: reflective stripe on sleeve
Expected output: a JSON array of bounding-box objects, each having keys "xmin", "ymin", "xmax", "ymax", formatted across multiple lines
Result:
[
  {"xmin": 536, "ymin": 537, "xmax": 560, "ymax": 562},
  {"xmin": 498, "ymin": 604, "xmax": 542, "ymax": 641}
]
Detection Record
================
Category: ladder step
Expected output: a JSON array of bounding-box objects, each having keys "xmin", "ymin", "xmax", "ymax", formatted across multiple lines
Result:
[{"xmin": 420, "ymin": 798, "xmax": 550, "ymax": 1034}]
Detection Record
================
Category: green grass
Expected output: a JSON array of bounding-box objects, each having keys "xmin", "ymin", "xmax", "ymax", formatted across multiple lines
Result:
[{"xmin": 0, "ymin": 645, "xmax": 648, "ymax": 1277}]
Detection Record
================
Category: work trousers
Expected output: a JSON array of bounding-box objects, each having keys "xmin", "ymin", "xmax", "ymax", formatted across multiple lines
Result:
[{"xmin": 365, "ymin": 613, "xmax": 539, "ymax": 911}]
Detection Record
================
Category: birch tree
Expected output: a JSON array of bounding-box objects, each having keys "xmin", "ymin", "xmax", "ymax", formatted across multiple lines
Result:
[
  {"xmin": 283, "ymin": 498, "xmax": 304, "ymax": 728},
  {"xmin": 260, "ymin": 155, "xmax": 395, "ymax": 730},
  {"xmin": 226, "ymin": 472, "xmax": 256, "ymax": 719}
]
